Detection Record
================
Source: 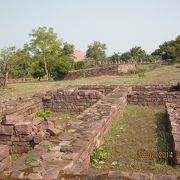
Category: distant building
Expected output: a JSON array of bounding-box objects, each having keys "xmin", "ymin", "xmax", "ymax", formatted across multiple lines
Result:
[{"xmin": 72, "ymin": 49, "xmax": 85, "ymax": 62}]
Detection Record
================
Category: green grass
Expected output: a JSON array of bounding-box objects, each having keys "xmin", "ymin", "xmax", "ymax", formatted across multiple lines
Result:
[
  {"xmin": 0, "ymin": 64, "xmax": 179, "ymax": 101},
  {"xmin": 92, "ymin": 105, "xmax": 180, "ymax": 175}
]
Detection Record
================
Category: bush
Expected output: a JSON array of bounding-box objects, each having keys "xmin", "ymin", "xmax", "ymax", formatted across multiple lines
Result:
[
  {"xmin": 91, "ymin": 144, "xmax": 110, "ymax": 165},
  {"xmin": 120, "ymin": 68, "xmax": 145, "ymax": 78},
  {"xmin": 74, "ymin": 61, "xmax": 85, "ymax": 70},
  {"xmin": 35, "ymin": 110, "xmax": 53, "ymax": 118}
]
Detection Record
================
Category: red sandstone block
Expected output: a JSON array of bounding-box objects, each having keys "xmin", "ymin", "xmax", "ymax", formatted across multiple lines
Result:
[
  {"xmin": 19, "ymin": 134, "xmax": 33, "ymax": 142},
  {"xmin": 15, "ymin": 122, "xmax": 32, "ymax": 135},
  {"xmin": 0, "ymin": 145, "xmax": 9, "ymax": 161},
  {"xmin": 11, "ymin": 135, "xmax": 19, "ymax": 142},
  {"xmin": 34, "ymin": 132, "xmax": 45, "ymax": 144},
  {"xmin": 0, "ymin": 135, "xmax": 11, "ymax": 141},
  {"xmin": 0, "ymin": 125, "xmax": 14, "ymax": 135},
  {"xmin": 0, "ymin": 156, "xmax": 11, "ymax": 173},
  {"xmin": 13, "ymin": 145, "xmax": 29, "ymax": 153},
  {"xmin": 3, "ymin": 114, "xmax": 24, "ymax": 125}
]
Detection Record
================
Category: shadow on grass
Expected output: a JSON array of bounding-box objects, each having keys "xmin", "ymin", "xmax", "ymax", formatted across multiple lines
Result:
[{"xmin": 155, "ymin": 112, "xmax": 175, "ymax": 166}]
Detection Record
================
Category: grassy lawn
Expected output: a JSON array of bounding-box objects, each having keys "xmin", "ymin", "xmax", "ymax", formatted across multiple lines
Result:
[
  {"xmin": 91, "ymin": 105, "xmax": 180, "ymax": 175},
  {"xmin": 0, "ymin": 64, "xmax": 179, "ymax": 101}
]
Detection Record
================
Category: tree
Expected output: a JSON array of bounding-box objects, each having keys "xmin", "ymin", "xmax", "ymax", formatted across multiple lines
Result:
[
  {"xmin": 120, "ymin": 52, "xmax": 131, "ymax": 62},
  {"xmin": 86, "ymin": 41, "xmax": 107, "ymax": 66},
  {"xmin": 63, "ymin": 43, "xmax": 74, "ymax": 56},
  {"xmin": 51, "ymin": 56, "xmax": 73, "ymax": 80},
  {"xmin": 11, "ymin": 45, "xmax": 31, "ymax": 80},
  {"xmin": 29, "ymin": 26, "xmax": 62, "ymax": 80},
  {"xmin": 0, "ymin": 46, "xmax": 16, "ymax": 86},
  {"xmin": 152, "ymin": 35, "xmax": 180, "ymax": 63},
  {"xmin": 129, "ymin": 46, "xmax": 146, "ymax": 62},
  {"xmin": 74, "ymin": 61, "xmax": 85, "ymax": 70},
  {"xmin": 31, "ymin": 61, "xmax": 45, "ymax": 81},
  {"xmin": 110, "ymin": 52, "xmax": 121, "ymax": 63}
]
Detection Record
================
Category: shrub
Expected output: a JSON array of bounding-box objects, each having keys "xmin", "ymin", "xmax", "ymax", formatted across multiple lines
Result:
[
  {"xmin": 35, "ymin": 110, "xmax": 53, "ymax": 118},
  {"xmin": 119, "ymin": 68, "xmax": 145, "ymax": 78},
  {"xmin": 91, "ymin": 144, "xmax": 110, "ymax": 165},
  {"xmin": 25, "ymin": 157, "xmax": 37, "ymax": 165},
  {"xmin": 74, "ymin": 61, "xmax": 85, "ymax": 70}
]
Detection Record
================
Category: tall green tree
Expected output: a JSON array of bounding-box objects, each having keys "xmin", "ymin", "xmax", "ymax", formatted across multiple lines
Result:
[
  {"xmin": 110, "ymin": 52, "xmax": 121, "ymax": 62},
  {"xmin": 152, "ymin": 35, "xmax": 180, "ymax": 63},
  {"xmin": 120, "ymin": 51, "xmax": 131, "ymax": 62},
  {"xmin": 0, "ymin": 46, "xmax": 16, "ymax": 86},
  {"xmin": 63, "ymin": 42, "xmax": 74, "ymax": 56},
  {"xmin": 31, "ymin": 61, "xmax": 45, "ymax": 81},
  {"xmin": 29, "ymin": 26, "xmax": 62, "ymax": 80},
  {"xmin": 86, "ymin": 41, "xmax": 107, "ymax": 66},
  {"xmin": 11, "ymin": 45, "xmax": 31, "ymax": 80},
  {"xmin": 129, "ymin": 46, "xmax": 146, "ymax": 62}
]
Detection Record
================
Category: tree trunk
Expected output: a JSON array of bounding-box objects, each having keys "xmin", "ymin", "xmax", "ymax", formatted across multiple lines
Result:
[
  {"xmin": 43, "ymin": 57, "xmax": 49, "ymax": 80},
  {"xmin": 4, "ymin": 71, "xmax": 8, "ymax": 86}
]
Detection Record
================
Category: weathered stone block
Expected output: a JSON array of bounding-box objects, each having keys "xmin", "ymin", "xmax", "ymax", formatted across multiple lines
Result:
[
  {"xmin": 15, "ymin": 122, "xmax": 32, "ymax": 135},
  {"xmin": 3, "ymin": 115, "xmax": 24, "ymax": 125},
  {"xmin": 0, "ymin": 145, "xmax": 9, "ymax": 161},
  {"xmin": 0, "ymin": 125, "xmax": 14, "ymax": 135}
]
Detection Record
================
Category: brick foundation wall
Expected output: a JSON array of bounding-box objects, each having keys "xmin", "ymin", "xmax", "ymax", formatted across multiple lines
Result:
[
  {"xmin": 63, "ymin": 64, "xmax": 135, "ymax": 80},
  {"xmin": 42, "ymin": 85, "xmax": 117, "ymax": 113},
  {"xmin": 73, "ymin": 87, "xmax": 130, "ymax": 168},
  {"xmin": 0, "ymin": 97, "xmax": 43, "ymax": 122},
  {"xmin": 60, "ymin": 170, "xmax": 179, "ymax": 180},
  {"xmin": 128, "ymin": 85, "xmax": 180, "ymax": 105},
  {"xmin": 0, "ymin": 98, "xmax": 44, "ymax": 153},
  {"xmin": 166, "ymin": 103, "xmax": 180, "ymax": 164}
]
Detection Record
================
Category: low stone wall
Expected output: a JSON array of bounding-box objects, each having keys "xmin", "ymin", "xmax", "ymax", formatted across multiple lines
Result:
[
  {"xmin": 43, "ymin": 89, "xmax": 104, "ymax": 113},
  {"xmin": 0, "ymin": 145, "xmax": 11, "ymax": 176},
  {"xmin": 43, "ymin": 85, "xmax": 117, "ymax": 113},
  {"xmin": 128, "ymin": 85, "xmax": 180, "ymax": 105},
  {"xmin": 166, "ymin": 103, "xmax": 180, "ymax": 164},
  {"xmin": 63, "ymin": 64, "xmax": 135, "ymax": 80},
  {"xmin": 0, "ymin": 97, "xmax": 45, "ymax": 153},
  {"xmin": 60, "ymin": 170, "xmax": 179, "ymax": 180},
  {"xmin": 0, "ymin": 97, "xmax": 43, "ymax": 122}
]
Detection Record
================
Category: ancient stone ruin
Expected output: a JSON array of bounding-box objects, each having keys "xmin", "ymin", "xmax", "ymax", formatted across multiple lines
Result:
[
  {"xmin": 63, "ymin": 64, "xmax": 135, "ymax": 80},
  {"xmin": 0, "ymin": 84, "xmax": 179, "ymax": 179}
]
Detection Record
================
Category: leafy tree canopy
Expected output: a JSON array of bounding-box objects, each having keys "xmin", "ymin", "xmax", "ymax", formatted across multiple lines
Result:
[{"xmin": 86, "ymin": 41, "xmax": 107, "ymax": 60}]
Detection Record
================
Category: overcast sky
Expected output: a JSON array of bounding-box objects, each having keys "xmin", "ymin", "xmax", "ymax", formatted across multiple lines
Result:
[{"xmin": 0, "ymin": 0, "xmax": 180, "ymax": 55}]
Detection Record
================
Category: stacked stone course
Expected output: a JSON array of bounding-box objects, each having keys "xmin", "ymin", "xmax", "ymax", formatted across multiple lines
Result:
[
  {"xmin": 166, "ymin": 103, "xmax": 180, "ymax": 164},
  {"xmin": 0, "ymin": 97, "xmax": 60, "ymax": 153},
  {"xmin": 128, "ymin": 85, "xmax": 180, "ymax": 105},
  {"xmin": 63, "ymin": 64, "xmax": 135, "ymax": 80},
  {"xmin": 42, "ymin": 86, "xmax": 117, "ymax": 113}
]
